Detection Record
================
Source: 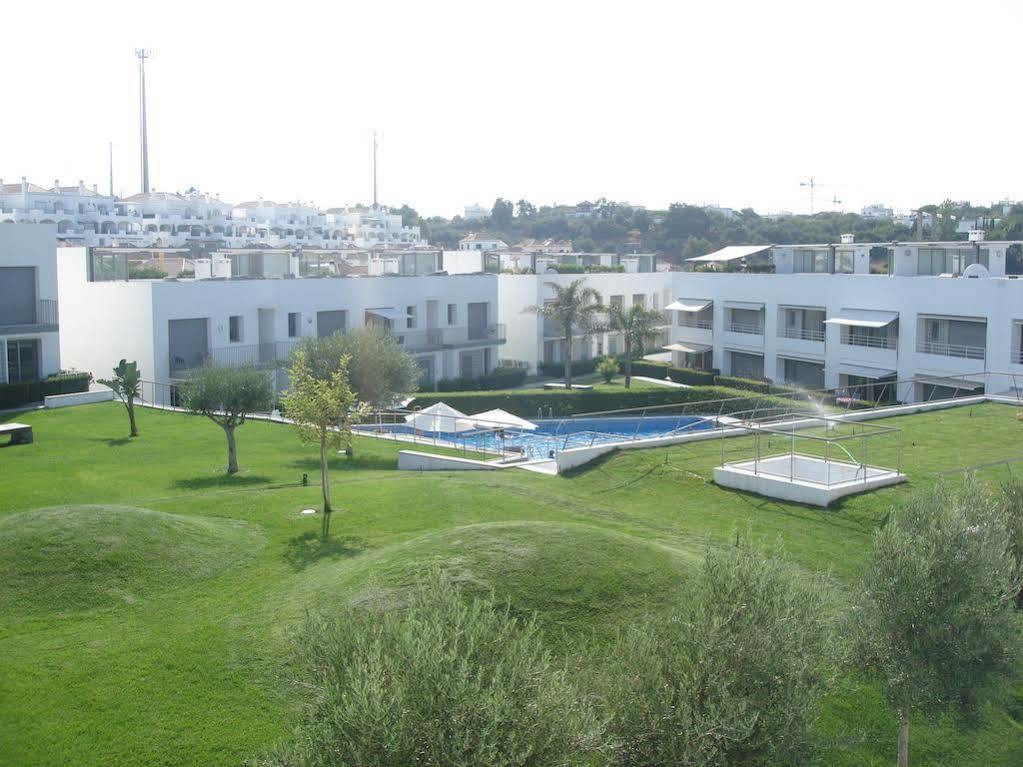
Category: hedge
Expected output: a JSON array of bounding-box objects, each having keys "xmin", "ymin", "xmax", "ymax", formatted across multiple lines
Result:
[
  {"xmin": 0, "ymin": 372, "xmax": 92, "ymax": 409},
  {"xmin": 434, "ymin": 367, "xmax": 528, "ymax": 392},
  {"xmin": 628, "ymin": 361, "xmax": 719, "ymax": 387},
  {"xmin": 409, "ymin": 385, "xmax": 798, "ymax": 420},
  {"xmin": 537, "ymin": 358, "xmax": 601, "ymax": 378}
]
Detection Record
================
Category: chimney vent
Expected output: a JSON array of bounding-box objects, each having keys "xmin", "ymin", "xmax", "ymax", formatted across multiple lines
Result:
[{"xmin": 840, "ymin": 233, "xmax": 854, "ymax": 244}]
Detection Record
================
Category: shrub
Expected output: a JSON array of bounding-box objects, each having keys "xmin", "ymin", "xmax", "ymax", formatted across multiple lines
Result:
[
  {"xmin": 435, "ymin": 367, "xmax": 528, "ymax": 392},
  {"xmin": 262, "ymin": 573, "xmax": 600, "ymax": 767},
  {"xmin": 410, "ymin": 385, "xmax": 797, "ymax": 419},
  {"xmin": 0, "ymin": 372, "xmax": 92, "ymax": 409},
  {"xmin": 597, "ymin": 356, "xmax": 620, "ymax": 383},
  {"xmin": 128, "ymin": 265, "xmax": 168, "ymax": 280},
  {"xmin": 538, "ymin": 358, "xmax": 600, "ymax": 378},
  {"xmin": 599, "ymin": 537, "xmax": 835, "ymax": 766},
  {"xmin": 629, "ymin": 360, "xmax": 718, "ymax": 386}
]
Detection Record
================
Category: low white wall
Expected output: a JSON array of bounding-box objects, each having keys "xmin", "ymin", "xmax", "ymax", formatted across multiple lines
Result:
[
  {"xmin": 44, "ymin": 389, "xmax": 114, "ymax": 408},
  {"xmin": 397, "ymin": 450, "xmax": 502, "ymax": 471}
]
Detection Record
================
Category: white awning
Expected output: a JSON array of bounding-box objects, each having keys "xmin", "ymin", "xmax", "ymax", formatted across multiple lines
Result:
[
  {"xmin": 723, "ymin": 300, "xmax": 764, "ymax": 311},
  {"xmin": 404, "ymin": 402, "xmax": 476, "ymax": 433},
  {"xmin": 665, "ymin": 298, "xmax": 712, "ymax": 313},
  {"xmin": 470, "ymin": 408, "xmax": 538, "ymax": 431},
  {"xmin": 686, "ymin": 245, "xmax": 772, "ymax": 263},
  {"xmin": 823, "ymin": 308, "xmax": 899, "ymax": 329},
  {"xmin": 837, "ymin": 363, "xmax": 896, "ymax": 380},
  {"xmin": 913, "ymin": 375, "xmax": 983, "ymax": 390},
  {"xmin": 663, "ymin": 342, "xmax": 712, "ymax": 354},
  {"xmin": 366, "ymin": 307, "xmax": 404, "ymax": 321}
]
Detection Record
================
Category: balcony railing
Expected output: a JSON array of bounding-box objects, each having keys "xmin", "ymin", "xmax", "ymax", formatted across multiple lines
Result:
[
  {"xmin": 779, "ymin": 327, "xmax": 825, "ymax": 342},
  {"xmin": 726, "ymin": 322, "xmax": 764, "ymax": 336},
  {"xmin": 1011, "ymin": 349, "xmax": 1023, "ymax": 365},
  {"xmin": 0, "ymin": 299, "xmax": 59, "ymax": 330},
  {"xmin": 677, "ymin": 317, "xmax": 713, "ymax": 330},
  {"xmin": 396, "ymin": 329, "xmax": 446, "ymax": 351},
  {"xmin": 916, "ymin": 340, "xmax": 986, "ymax": 361},
  {"xmin": 842, "ymin": 332, "xmax": 898, "ymax": 350},
  {"xmin": 169, "ymin": 340, "xmax": 300, "ymax": 376}
]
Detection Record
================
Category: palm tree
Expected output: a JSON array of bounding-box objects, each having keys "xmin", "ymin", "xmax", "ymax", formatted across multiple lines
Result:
[
  {"xmin": 605, "ymin": 303, "xmax": 666, "ymax": 388},
  {"xmin": 526, "ymin": 279, "xmax": 602, "ymax": 389}
]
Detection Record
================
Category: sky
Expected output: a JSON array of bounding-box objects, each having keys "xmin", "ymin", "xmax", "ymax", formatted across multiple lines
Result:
[{"xmin": 2, "ymin": 0, "xmax": 1021, "ymax": 218}]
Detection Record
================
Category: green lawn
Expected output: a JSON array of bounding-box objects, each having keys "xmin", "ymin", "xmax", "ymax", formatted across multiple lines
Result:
[{"xmin": 1, "ymin": 401, "xmax": 1021, "ymax": 766}]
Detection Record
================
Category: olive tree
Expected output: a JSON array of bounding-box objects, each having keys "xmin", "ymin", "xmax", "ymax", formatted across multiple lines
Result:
[
  {"xmin": 856, "ymin": 478, "xmax": 1022, "ymax": 767},
  {"xmin": 297, "ymin": 326, "xmax": 420, "ymax": 411},
  {"xmin": 261, "ymin": 572, "xmax": 600, "ymax": 767},
  {"xmin": 180, "ymin": 362, "xmax": 274, "ymax": 474},
  {"xmin": 282, "ymin": 349, "xmax": 363, "ymax": 539},
  {"xmin": 98, "ymin": 359, "xmax": 142, "ymax": 438},
  {"xmin": 600, "ymin": 536, "xmax": 835, "ymax": 766},
  {"xmin": 994, "ymin": 476, "xmax": 1023, "ymax": 608}
]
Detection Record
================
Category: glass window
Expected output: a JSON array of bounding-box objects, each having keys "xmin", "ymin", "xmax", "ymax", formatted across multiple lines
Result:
[
  {"xmin": 7, "ymin": 339, "xmax": 39, "ymax": 383},
  {"xmin": 288, "ymin": 312, "xmax": 300, "ymax": 338},
  {"xmin": 406, "ymin": 306, "xmax": 416, "ymax": 330},
  {"xmin": 447, "ymin": 304, "xmax": 457, "ymax": 325},
  {"xmin": 229, "ymin": 315, "xmax": 242, "ymax": 342}
]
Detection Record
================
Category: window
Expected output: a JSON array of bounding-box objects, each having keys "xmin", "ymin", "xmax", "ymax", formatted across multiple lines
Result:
[
  {"xmin": 229, "ymin": 315, "xmax": 242, "ymax": 342},
  {"xmin": 6, "ymin": 339, "xmax": 39, "ymax": 383},
  {"xmin": 288, "ymin": 312, "xmax": 300, "ymax": 338},
  {"xmin": 406, "ymin": 305, "xmax": 416, "ymax": 330},
  {"xmin": 610, "ymin": 295, "xmax": 623, "ymax": 308},
  {"xmin": 632, "ymin": 294, "xmax": 645, "ymax": 307},
  {"xmin": 447, "ymin": 303, "xmax": 457, "ymax": 325}
]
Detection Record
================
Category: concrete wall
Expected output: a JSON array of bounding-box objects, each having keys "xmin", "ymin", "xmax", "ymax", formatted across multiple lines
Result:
[{"xmin": 397, "ymin": 450, "xmax": 502, "ymax": 471}]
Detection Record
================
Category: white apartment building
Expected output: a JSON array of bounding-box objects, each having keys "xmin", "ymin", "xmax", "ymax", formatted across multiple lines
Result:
[
  {"xmin": 498, "ymin": 272, "xmax": 672, "ymax": 372},
  {"xmin": 57, "ymin": 245, "xmax": 503, "ymax": 400},
  {"xmin": 0, "ymin": 225, "xmax": 61, "ymax": 384},
  {"xmin": 0, "ymin": 178, "xmax": 424, "ymax": 250},
  {"xmin": 458, "ymin": 233, "xmax": 507, "ymax": 252},
  {"xmin": 670, "ymin": 240, "xmax": 1023, "ymax": 401},
  {"xmin": 463, "ymin": 204, "xmax": 488, "ymax": 221}
]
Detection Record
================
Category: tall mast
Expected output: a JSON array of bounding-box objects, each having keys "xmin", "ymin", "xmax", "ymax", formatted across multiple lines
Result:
[
  {"xmin": 136, "ymin": 49, "xmax": 151, "ymax": 194},
  {"xmin": 108, "ymin": 141, "xmax": 114, "ymax": 197},
  {"xmin": 372, "ymin": 129, "xmax": 378, "ymax": 210}
]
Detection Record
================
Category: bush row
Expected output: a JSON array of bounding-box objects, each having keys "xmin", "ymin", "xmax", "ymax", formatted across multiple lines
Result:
[
  {"xmin": 0, "ymin": 372, "xmax": 93, "ymax": 409},
  {"xmin": 410, "ymin": 384, "xmax": 796, "ymax": 419},
  {"xmin": 537, "ymin": 358, "xmax": 601, "ymax": 378},
  {"xmin": 627, "ymin": 360, "xmax": 719, "ymax": 386},
  {"xmin": 433, "ymin": 367, "xmax": 528, "ymax": 392}
]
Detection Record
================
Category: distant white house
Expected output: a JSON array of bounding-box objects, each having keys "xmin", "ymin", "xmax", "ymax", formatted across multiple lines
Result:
[
  {"xmin": 861, "ymin": 204, "xmax": 894, "ymax": 219},
  {"xmin": 458, "ymin": 232, "xmax": 507, "ymax": 252}
]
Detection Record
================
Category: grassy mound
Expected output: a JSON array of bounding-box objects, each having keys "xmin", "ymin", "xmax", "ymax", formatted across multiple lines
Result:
[
  {"xmin": 335, "ymin": 521, "xmax": 696, "ymax": 641},
  {"xmin": 0, "ymin": 505, "xmax": 264, "ymax": 616}
]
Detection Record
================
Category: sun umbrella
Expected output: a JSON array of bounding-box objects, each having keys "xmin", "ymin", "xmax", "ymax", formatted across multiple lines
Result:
[
  {"xmin": 469, "ymin": 408, "xmax": 538, "ymax": 431},
  {"xmin": 404, "ymin": 402, "xmax": 475, "ymax": 433}
]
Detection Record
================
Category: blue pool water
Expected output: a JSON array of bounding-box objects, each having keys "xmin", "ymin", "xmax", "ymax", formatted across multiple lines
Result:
[{"xmin": 359, "ymin": 414, "xmax": 714, "ymax": 461}]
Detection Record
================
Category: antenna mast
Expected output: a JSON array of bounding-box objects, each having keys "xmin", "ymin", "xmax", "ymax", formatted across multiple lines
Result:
[
  {"xmin": 108, "ymin": 141, "xmax": 114, "ymax": 197},
  {"xmin": 799, "ymin": 177, "xmax": 822, "ymax": 214},
  {"xmin": 372, "ymin": 130, "xmax": 378, "ymax": 210},
  {"xmin": 136, "ymin": 49, "xmax": 151, "ymax": 194}
]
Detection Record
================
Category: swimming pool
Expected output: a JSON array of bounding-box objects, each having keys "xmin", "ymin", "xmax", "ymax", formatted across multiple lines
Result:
[{"xmin": 359, "ymin": 414, "xmax": 715, "ymax": 461}]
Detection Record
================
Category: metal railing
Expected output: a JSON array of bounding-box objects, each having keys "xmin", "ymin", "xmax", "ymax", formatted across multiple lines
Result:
[
  {"xmin": 726, "ymin": 322, "xmax": 764, "ymax": 335},
  {"xmin": 916, "ymin": 339, "xmax": 986, "ymax": 361},
  {"xmin": 1012, "ymin": 349, "xmax": 1023, "ymax": 365},
  {"xmin": 466, "ymin": 323, "xmax": 506, "ymax": 343},
  {"xmin": 0, "ymin": 299, "xmax": 59, "ymax": 329},
  {"xmin": 779, "ymin": 326, "xmax": 825, "ymax": 342},
  {"xmin": 841, "ymin": 332, "xmax": 898, "ymax": 350},
  {"xmin": 169, "ymin": 339, "xmax": 300, "ymax": 376},
  {"xmin": 677, "ymin": 317, "xmax": 713, "ymax": 330}
]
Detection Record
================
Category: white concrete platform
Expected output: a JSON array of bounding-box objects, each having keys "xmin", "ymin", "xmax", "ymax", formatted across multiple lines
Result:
[
  {"xmin": 44, "ymin": 388, "xmax": 113, "ymax": 408},
  {"xmin": 714, "ymin": 454, "xmax": 905, "ymax": 507}
]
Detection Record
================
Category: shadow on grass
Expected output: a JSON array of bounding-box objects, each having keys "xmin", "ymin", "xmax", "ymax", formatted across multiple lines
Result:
[
  {"xmin": 88, "ymin": 436, "xmax": 135, "ymax": 447},
  {"xmin": 283, "ymin": 530, "xmax": 365, "ymax": 571},
  {"xmin": 171, "ymin": 474, "xmax": 274, "ymax": 490},
  {"xmin": 288, "ymin": 454, "xmax": 396, "ymax": 473}
]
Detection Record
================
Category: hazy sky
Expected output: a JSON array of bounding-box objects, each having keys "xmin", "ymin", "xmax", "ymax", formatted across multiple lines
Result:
[{"xmin": 3, "ymin": 0, "xmax": 1021, "ymax": 217}]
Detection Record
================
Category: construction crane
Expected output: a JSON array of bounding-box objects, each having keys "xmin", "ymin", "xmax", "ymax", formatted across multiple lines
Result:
[{"xmin": 800, "ymin": 177, "xmax": 821, "ymax": 214}]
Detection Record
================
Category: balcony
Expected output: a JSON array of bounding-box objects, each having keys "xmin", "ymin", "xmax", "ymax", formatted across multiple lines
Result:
[
  {"xmin": 677, "ymin": 317, "xmax": 713, "ymax": 330},
  {"xmin": 725, "ymin": 321, "xmax": 764, "ymax": 336},
  {"xmin": 916, "ymin": 340, "xmax": 986, "ymax": 361},
  {"xmin": 169, "ymin": 340, "xmax": 300, "ymax": 377},
  {"xmin": 779, "ymin": 327, "xmax": 825, "ymax": 343},
  {"xmin": 448, "ymin": 324, "xmax": 507, "ymax": 348},
  {"xmin": 842, "ymin": 332, "xmax": 898, "ymax": 350},
  {"xmin": 1013, "ymin": 349, "xmax": 1023, "ymax": 365},
  {"xmin": 0, "ymin": 299, "xmax": 59, "ymax": 333}
]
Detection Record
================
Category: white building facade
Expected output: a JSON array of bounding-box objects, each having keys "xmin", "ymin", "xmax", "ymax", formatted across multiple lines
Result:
[
  {"xmin": 0, "ymin": 225, "xmax": 62, "ymax": 384},
  {"xmin": 57, "ymin": 247, "xmax": 503, "ymax": 400}
]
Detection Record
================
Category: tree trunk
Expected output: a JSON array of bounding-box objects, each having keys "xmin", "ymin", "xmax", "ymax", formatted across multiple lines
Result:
[
  {"xmin": 898, "ymin": 709, "xmax": 909, "ymax": 767},
  {"xmin": 564, "ymin": 327, "xmax": 573, "ymax": 389},
  {"xmin": 320, "ymin": 434, "xmax": 332, "ymax": 539},
  {"xmin": 126, "ymin": 398, "xmax": 139, "ymax": 438},
  {"xmin": 225, "ymin": 426, "xmax": 238, "ymax": 474},
  {"xmin": 624, "ymin": 338, "xmax": 632, "ymax": 388}
]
